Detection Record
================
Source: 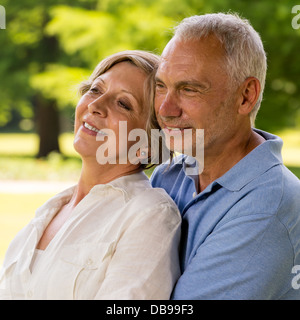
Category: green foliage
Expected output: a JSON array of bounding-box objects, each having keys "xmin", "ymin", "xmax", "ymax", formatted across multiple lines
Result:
[
  {"xmin": 30, "ymin": 65, "xmax": 90, "ymax": 108},
  {"xmin": 46, "ymin": 6, "xmax": 117, "ymax": 63},
  {"xmin": 0, "ymin": 0, "xmax": 300, "ymax": 132}
]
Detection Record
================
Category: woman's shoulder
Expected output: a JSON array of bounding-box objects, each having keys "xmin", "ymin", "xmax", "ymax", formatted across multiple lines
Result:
[
  {"xmin": 35, "ymin": 185, "xmax": 76, "ymax": 218},
  {"xmin": 128, "ymin": 182, "xmax": 181, "ymax": 223}
]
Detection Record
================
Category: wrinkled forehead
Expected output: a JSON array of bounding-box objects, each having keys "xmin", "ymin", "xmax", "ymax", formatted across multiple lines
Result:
[
  {"xmin": 158, "ymin": 36, "xmax": 228, "ymax": 81},
  {"xmin": 162, "ymin": 34, "xmax": 226, "ymax": 57}
]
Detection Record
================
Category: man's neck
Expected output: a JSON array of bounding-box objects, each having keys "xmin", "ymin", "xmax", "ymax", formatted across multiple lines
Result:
[{"xmin": 198, "ymin": 129, "xmax": 265, "ymax": 192}]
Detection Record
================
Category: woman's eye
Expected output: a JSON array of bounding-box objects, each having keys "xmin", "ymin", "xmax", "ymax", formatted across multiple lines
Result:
[
  {"xmin": 89, "ymin": 85, "xmax": 104, "ymax": 95},
  {"xmin": 89, "ymin": 87, "xmax": 99, "ymax": 93},
  {"xmin": 118, "ymin": 100, "xmax": 131, "ymax": 110}
]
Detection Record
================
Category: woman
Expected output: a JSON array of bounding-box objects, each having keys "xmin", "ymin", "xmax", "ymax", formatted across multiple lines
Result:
[{"xmin": 0, "ymin": 51, "xmax": 181, "ymax": 300}]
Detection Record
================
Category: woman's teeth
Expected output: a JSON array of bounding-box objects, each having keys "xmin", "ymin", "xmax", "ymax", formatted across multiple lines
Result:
[{"xmin": 84, "ymin": 122, "xmax": 107, "ymax": 135}]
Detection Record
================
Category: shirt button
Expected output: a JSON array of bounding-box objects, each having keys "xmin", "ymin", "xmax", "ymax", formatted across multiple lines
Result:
[{"xmin": 193, "ymin": 192, "xmax": 197, "ymax": 198}]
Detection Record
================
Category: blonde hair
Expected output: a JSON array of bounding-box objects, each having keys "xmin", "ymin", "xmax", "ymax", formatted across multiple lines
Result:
[{"xmin": 78, "ymin": 50, "xmax": 169, "ymax": 169}]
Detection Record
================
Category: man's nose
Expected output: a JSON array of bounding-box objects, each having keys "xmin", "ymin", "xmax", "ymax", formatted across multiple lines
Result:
[
  {"xmin": 156, "ymin": 92, "xmax": 182, "ymax": 118},
  {"xmin": 88, "ymin": 95, "xmax": 108, "ymax": 117}
]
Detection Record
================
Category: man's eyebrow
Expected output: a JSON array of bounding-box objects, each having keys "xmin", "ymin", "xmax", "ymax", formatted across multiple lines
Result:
[
  {"xmin": 175, "ymin": 80, "xmax": 210, "ymax": 90},
  {"xmin": 154, "ymin": 76, "xmax": 164, "ymax": 83},
  {"xmin": 155, "ymin": 76, "xmax": 210, "ymax": 90}
]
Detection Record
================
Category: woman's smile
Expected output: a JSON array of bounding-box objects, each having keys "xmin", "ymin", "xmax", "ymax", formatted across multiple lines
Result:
[{"xmin": 81, "ymin": 121, "xmax": 108, "ymax": 136}]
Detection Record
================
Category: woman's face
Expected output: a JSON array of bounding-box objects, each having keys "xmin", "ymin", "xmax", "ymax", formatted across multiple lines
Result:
[{"xmin": 74, "ymin": 62, "xmax": 149, "ymax": 164}]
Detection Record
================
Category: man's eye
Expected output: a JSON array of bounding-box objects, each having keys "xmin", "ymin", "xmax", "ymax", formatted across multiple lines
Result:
[
  {"xmin": 155, "ymin": 82, "xmax": 165, "ymax": 89},
  {"xmin": 183, "ymin": 87, "xmax": 197, "ymax": 92}
]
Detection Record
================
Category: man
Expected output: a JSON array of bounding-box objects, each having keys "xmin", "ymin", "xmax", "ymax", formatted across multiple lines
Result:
[{"xmin": 151, "ymin": 13, "xmax": 300, "ymax": 299}]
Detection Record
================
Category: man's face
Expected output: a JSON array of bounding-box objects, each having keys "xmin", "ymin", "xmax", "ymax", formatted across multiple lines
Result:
[{"xmin": 155, "ymin": 35, "xmax": 239, "ymax": 156}]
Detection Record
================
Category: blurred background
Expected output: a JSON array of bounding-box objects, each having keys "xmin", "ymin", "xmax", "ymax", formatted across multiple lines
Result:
[{"xmin": 0, "ymin": 0, "xmax": 300, "ymax": 263}]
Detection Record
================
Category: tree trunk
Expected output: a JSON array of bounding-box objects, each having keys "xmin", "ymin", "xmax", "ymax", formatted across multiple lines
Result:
[{"xmin": 35, "ymin": 94, "xmax": 60, "ymax": 158}]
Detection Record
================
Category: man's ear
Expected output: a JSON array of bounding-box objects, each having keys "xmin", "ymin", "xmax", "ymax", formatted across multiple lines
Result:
[{"xmin": 238, "ymin": 77, "xmax": 261, "ymax": 115}]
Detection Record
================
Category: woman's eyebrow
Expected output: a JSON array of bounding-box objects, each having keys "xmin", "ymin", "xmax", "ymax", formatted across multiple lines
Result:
[
  {"xmin": 121, "ymin": 89, "xmax": 139, "ymax": 102},
  {"xmin": 93, "ymin": 77, "xmax": 141, "ymax": 106},
  {"xmin": 93, "ymin": 77, "xmax": 106, "ymax": 85}
]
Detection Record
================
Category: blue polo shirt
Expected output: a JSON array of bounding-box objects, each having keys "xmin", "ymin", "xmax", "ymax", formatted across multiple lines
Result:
[{"xmin": 151, "ymin": 129, "xmax": 300, "ymax": 299}]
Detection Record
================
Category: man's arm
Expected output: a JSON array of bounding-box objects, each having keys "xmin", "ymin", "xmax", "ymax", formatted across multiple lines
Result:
[{"xmin": 172, "ymin": 213, "xmax": 295, "ymax": 300}]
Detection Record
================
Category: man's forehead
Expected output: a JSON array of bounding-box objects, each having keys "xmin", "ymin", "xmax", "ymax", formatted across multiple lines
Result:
[
  {"xmin": 159, "ymin": 40, "xmax": 199, "ymax": 72},
  {"xmin": 161, "ymin": 35, "xmax": 225, "ymax": 62},
  {"xmin": 158, "ymin": 36, "xmax": 226, "ymax": 76}
]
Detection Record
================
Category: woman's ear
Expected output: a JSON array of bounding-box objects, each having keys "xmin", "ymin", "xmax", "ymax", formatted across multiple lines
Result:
[{"xmin": 238, "ymin": 77, "xmax": 261, "ymax": 115}]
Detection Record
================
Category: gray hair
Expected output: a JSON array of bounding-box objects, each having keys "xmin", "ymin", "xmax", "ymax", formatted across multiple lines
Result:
[{"xmin": 173, "ymin": 13, "xmax": 267, "ymax": 126}]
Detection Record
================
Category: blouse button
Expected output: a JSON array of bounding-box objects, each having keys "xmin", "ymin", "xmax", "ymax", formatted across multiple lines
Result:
[
  {"xmin": 27, "ymin": 290, "xmax": 33, "ymax": 298},
  {"xmin": 86, "ymin": 258, "xmax": 93, "ymax": 266}
]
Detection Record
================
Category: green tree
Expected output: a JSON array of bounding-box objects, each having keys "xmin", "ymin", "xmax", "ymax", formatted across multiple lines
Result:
[
  {"xmin": 0, "ymin": 0, "xmax": 97, "ymax": 157},
  {"xmin": 1, "ymin": 0, "xmax": 299, "ymax": 158},
  {"xmin": 0, "ymin": 0, "xmax": 174, "ymax": 157}
]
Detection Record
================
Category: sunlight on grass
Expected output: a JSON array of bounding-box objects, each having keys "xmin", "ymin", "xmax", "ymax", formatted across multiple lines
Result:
[
  {"xmin": 0, "ymin": 132, "xmax": 78, "ymax": 157},
  {"xmin": 0, "ymin": 193, "xmax": 56, "ymax": 263},
  {"xmin": 0, "ymin": 132, "xmax": 81, "ymax": 181},
  {"xmin": 59, "ymin": 132, "xmax": 78, "ymax": 157},
  {"xmin": 0, "ymin": 133, "xmax": 38, "ymax": 156},
  {"xmin": 275, "ymin": 128, "xmax": 300, "ymax": 167}
]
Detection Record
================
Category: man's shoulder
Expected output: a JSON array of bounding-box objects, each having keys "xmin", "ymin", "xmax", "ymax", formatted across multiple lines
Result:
[
  {"xmin": 150, "ymin": 154, "xmax": 186, "ymax": 187},
  {"xmin": 254, "ymin": 163, "xmax": 300, "ymax": 208},
  {"xmin": 220, "ymin": 163, "xmax": 300, "ymax": 228},
  {"xmin": 276, "ymin": 164, "xmax": 300, "ymax": 219}
]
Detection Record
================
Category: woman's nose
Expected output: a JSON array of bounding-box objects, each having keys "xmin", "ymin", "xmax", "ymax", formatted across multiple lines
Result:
[
  {"xmin": 155, "ymin": 92, "xmax": 182, "ymax": 118},
  {"xmin": 88, "ymin": 96, "xmax": 107, "ymax": 117}
]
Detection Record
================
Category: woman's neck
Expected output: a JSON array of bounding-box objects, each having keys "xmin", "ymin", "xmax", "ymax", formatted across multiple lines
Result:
[{"xmin": 71, "ymin": 158, "xmax": 141, "ymax": 207}]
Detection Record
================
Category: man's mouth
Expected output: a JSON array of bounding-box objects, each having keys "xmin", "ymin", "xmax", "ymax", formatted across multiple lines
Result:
[{"xmin": 166, "ymin": 126, "xmax": 182, "ymax": 131}]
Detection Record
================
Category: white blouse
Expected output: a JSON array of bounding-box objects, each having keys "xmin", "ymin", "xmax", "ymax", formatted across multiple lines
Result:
[
  {"xmin": 29, "ymin": 249, "xmax": 43, "ymax": 274},
  {"xmin": 0, "ymin": 172, "xmax": 181, "ymax": 300}
]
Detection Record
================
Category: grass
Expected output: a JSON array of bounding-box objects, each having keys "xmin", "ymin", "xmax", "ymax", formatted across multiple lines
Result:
[
  {"xmin": 274, "ymin": 128, "xmax": 300, "ymax": 168},
  {"xmin": 0, "ymin": 193, "xmax": 55, "ymax": 262},
  {"xmin": 0, "ymin": 130, "xmax": 299, "ymax": 263},
  {"xmin": 0, "ymin": 154, "xmax": 81, "ymax": 181},
  {"xmin": 0, "ymin": 133, "xmax": 81, "ymax": 181},
  {"xmin": 0, "ymin": 132, "xmax": 77, "ymax": 157}
]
